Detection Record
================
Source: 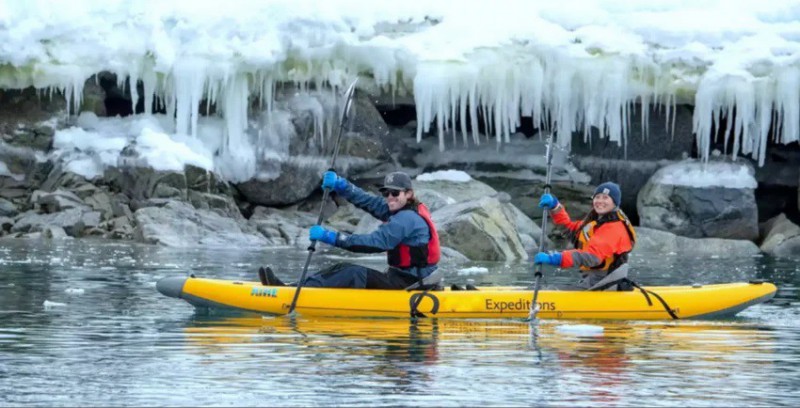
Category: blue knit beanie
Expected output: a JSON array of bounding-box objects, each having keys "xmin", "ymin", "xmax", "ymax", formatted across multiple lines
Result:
[{"xmin": 593, "ymin": 182, "xmax": 621, "ymax": 207}]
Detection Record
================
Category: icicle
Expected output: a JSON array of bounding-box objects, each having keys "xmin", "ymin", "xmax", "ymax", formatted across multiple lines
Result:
[
  {"xmin": 692, "ymin": 77, "xmax": 716, "ymax": 163},
  {"xmin": 172, "ymin": 60, "xmax": 206, "ymax": 137},
  {"xmin": 724, "ymin": 103, "xmax": 734, "ymax": 156},
  {"xmin": 142, "ymin": 63, "xmax": 156, "ymax": 116},
  {"xmin": 220, "ymin": 74, "xmax": 255, "ymax": 182},
  {"xmin": 450, "ymin": 86, "xmax": 457, "ymax": 146},
  {"xmin": 436, "ymin": 87, "xmax": 445, "ymax": 151},
  {"xmin": 640, "ymin": 96, "xmax": 648, "ymax": 142},
  {"xmin": 128, "ymin": 71, "xmax": 140, "ymax": 115},
  {"xmin": 670, "ymin": 94, "xmax": 676, "ymax": 140},
  {"xmin": 775, "ymin": 67, "xmax": 800, "ymax": 145},
  {"xmin": 459, "ymin": 91, "xmax": 468, "ymax": 146},
  {"xmin": 414, "ymin": 81, "xmax": 429, "ymax": 144}
]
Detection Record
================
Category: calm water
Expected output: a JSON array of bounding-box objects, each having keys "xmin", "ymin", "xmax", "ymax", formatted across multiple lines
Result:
[{"xmin": 1, "ymin": 239, "xmax": 798, "ymax": 407}]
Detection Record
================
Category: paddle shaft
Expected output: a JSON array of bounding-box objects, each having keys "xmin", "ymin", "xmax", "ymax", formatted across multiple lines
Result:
[
  {"xmin": 288, "ymin": 79, "xmax": 358, "ymax": 315},
  {"xmin": 529, "ymin": 134, "xmax": 554, "ymax": 321}
]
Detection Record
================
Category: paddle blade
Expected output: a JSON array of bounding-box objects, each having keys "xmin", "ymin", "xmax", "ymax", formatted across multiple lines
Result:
[{"xmin": 339, "ymin": 78, "xmax": 358, "ymax": 126}]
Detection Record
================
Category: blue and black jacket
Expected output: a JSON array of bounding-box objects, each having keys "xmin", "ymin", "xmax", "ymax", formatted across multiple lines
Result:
[{"xmin": 331, "ymin": 183, "xmax": 438, "ymax": 279}]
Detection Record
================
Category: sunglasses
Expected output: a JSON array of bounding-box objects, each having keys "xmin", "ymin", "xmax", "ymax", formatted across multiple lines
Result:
[{"xmin": 380, "ymin": 189, "xmax": 405, "ymax": 198}]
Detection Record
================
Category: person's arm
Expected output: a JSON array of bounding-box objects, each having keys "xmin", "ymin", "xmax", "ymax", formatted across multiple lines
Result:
[
  {"xmin": 339, "ymin": 183, "xmax": 391, "ymax": 221},
  {"xmin": 335, "ymin": 211, "xmax": 421, "ymax": 253},
  {"xmin": 559, "ymin": 222, "xmax": 632, "ymax": 268},
  {"xmin": 550, "ymin": 205, "xmax": 583, "ymax": 232},
  {"xmin": 322, "ymin": 171, "xmax": 390, "ymax": 220}
]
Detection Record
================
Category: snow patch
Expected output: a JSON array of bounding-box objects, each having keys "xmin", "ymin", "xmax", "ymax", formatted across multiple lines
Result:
[
  {"xmin": 653, "ymin": 161, "xmax": 758, "ymax": 189},
  {"xmin": 416, "ymin": 170, "xmax": 472, "ymax": 183}
]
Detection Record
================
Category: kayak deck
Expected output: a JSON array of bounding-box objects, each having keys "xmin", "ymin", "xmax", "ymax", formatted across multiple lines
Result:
[{"xmin": 157, "ymin": 275, "xmax": 777, "ymax": 320}]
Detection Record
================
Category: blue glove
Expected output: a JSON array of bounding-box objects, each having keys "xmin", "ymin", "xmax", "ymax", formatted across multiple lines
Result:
[
  {"xmin": 309, "ymin": 225, "xmax": 338, "ymax": 245},
  {"xmin": 538, "ymin": 193, "xmax": 559, "ymax": 210},
  {"xmin": 321, "ymin": 171, "xmax": 349, "ymax": 193},
  {"xmin": 534, "ymin": 251, "xmax": 562, "ymax": 266}
]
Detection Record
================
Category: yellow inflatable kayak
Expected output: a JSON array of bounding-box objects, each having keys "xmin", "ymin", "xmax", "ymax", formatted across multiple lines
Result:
[{"xmin": 157, "ymin": 275, "xmax": 777, "ymax": 320}]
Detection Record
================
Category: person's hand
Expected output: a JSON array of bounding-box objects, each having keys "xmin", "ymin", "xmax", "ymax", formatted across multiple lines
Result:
[
  {"xmin": 321, "ymin": 171, "xmax": 349, "ymax": 193},
  {"xmin": 533, "ymin": 251, "xmax": 562, "ymax": 266},
  {"xmin": 538, "ymin": 193, "xmax": 559, "ymax": 210},
  {"xmin": 309, "ymin": 225, "xmax": 338, "ymax": 245}
]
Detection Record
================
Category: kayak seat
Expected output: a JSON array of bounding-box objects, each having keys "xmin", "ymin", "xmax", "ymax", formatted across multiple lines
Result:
[
  {"xmin": 587, "ymin": 264, "xmax": 631, "ymax": 291},
  {"xmin": 405, "ymin": 269, "xmax": 444, "ymax": 291}
]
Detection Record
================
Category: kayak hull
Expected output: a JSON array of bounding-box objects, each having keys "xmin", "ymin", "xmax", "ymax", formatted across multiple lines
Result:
[{"xmin": 157, "ymin": 276, "xmax": 777, "ymax": 320}]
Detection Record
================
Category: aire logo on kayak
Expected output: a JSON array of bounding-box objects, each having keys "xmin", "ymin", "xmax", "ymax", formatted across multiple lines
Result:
[
  {"xmin": 250, "ymin": 287, "xmax": 278, "ymax": 297},
  {"xmin": 485, "ymin": 298, "xmax": 555, "ymax": 313}
]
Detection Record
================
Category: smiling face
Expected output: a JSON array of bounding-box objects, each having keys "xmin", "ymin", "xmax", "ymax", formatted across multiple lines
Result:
[
  {"xmin": 382, "ymin": 188, "xmax": 412, "ymax": 212},
  {"xmin": 592, "ymin": 193, "xmax": 616, "ymax": 215}
]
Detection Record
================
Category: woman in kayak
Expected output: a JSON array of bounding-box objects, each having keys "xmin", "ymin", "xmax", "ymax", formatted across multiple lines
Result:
[
  {"xmin": 260, "ymin": 170, "xmax": 441, "ymax": 290},
  {"xmin": 533, "ymin": 181, "xmax": 637, "ymax": 291}
]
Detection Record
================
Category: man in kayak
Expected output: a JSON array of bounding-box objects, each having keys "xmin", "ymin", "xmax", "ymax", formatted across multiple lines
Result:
[
  {"xmin": 260, "ymin": 170, "xmax": 441, "ymax": 289},
  {"xmin": 533, "ymin": 181, "xmax": 637, "ymax": 291}
]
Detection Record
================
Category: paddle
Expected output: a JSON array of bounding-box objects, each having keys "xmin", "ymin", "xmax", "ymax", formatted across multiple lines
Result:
[
  {"xmin": 529, "ymin": 133, "xmax": 554, "ymax": 323},
  {"xmin": 287, "ymin": 78, "xmax": 359, "ymax": 315}
]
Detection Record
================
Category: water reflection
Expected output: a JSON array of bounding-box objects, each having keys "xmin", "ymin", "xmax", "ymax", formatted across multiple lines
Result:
[
  {"xmin": 179, "ymin": 314, "xmax": 785, "ymax": 403},
  {"xmin": 184, "ymin": 315, "xmax": 442, "ymax": 390}
]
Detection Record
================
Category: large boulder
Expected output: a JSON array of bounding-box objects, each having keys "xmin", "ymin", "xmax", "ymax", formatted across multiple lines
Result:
[
  {"xmin": 133, "ymin": 200, "xmax": 267, "ymax": 247},
  {"xmin": 248, "ymin": 206, "xmax": 317, "ymax": 247},
  {"xmin": 431, "ymin": 196, "xmax": 527, "ymax": 262},
  {"xmin": 236, "ymin": 156, "xmax": 328, "ymax": 206},
  {"xmin": 413, "ymin": 174, "xmax": 499, "ymax": 203},
  {"xmin": 634, "ymin": 226, "xmax": 760, "ymax": 256},
  {"xmin": 759, "ymin": 213, "xmax": 800, "ymax": 258},
  {"xmin": 0, "ymin": 197, "xmax": 17, "ymax": 217},
  {"xmin": 637, "ymin": 161, "xmax": 759, "ymax": 240},
  {"xmin": 34, "ymin": 189, "xmax": 87, "ymax": 213},
  {"xmin": 12, "ymin": 207, "xmax": 102, "ymax": 237}
]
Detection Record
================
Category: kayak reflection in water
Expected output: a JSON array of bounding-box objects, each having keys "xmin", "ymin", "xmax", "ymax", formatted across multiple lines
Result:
[
  {"xmin": 534, "ymin": 181, "xmax": 638, "ymax": 291},
  {"xmin": 260, "ymin": 170, "xmax": 442, "ymax": 290}
]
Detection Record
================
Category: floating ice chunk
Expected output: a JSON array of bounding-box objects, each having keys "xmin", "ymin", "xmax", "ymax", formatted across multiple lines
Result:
[
  {"xmin": 65, "ymin": 288, "xmax": 85, "ymax": 295},
  {"xmin": 43, "ymin": 300, "xmax": 67, "ymax": 310},
  {"xmin": 457, "ymin": 267, "xmax": 488, "ymax": 276}
]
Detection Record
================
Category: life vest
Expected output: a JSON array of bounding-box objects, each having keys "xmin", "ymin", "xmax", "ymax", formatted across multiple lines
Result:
[
  {"xmin": 387, "ymin": 203, "xmax": 441, "ymax": 268},
  {"xmin": 571, "ymin": 209, "xmax": 637, "ymax": 272}
]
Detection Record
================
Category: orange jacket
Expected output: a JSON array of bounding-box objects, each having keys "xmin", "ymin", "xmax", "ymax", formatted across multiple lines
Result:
[{"xmin": 550, "ymin": 205, "xmax": 633, "ymax": 270}]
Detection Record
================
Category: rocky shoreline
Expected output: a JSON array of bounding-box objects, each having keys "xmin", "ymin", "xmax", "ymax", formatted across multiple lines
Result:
[{"xmin": 1, "ymin": 78, "xmax": 799, "ymax": 262}]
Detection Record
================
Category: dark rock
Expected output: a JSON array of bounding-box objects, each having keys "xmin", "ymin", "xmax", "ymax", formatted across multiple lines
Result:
[
  {"xmin": 0, "ymin": 197, "xmax": 17, "ymax": 217},
  {"xmin": 570, "ymin": 104, "xmax": 695, "ymax": 161},
  {"xmin": 236, "ymin": 159, "xmax": 322, "ymax": 206},
  {"xmin": 638, "ymin": 162, "xmax": 759, "ymax": 240},
  {"xmin": 0, "ymin": 87, "xmax": 66, "ymax": 151},
  {"xmin": 36, "ymin": 190, "xmax": 88, "ymax": 213}
]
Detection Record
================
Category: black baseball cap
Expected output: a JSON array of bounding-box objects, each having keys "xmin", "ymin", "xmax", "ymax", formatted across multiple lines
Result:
[{"xmin": 378, "ymin": 171, "xmax": 413, "ymax": 191}]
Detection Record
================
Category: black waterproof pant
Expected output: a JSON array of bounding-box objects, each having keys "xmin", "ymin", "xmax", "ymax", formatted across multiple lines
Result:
[{"xmin": 302, "ymin": 262, "xmax": 420, "ymax": 289}]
